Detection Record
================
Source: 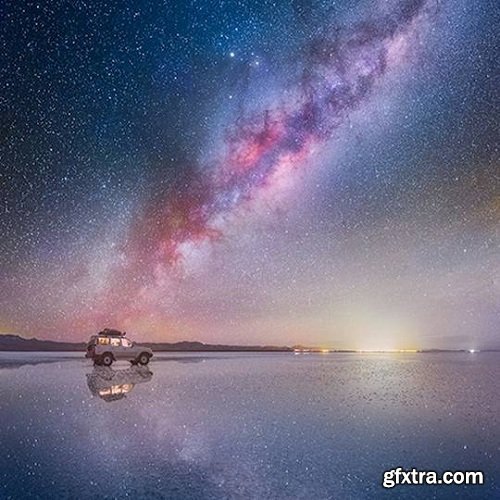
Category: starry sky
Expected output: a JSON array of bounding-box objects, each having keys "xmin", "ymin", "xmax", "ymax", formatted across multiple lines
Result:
[{"xmin": 1, "ymin": 0, "xmax": 498, "ymax": 348}]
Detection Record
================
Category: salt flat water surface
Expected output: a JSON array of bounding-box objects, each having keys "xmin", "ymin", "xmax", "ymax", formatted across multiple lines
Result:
[{"xmin": 0, "ymin": 352, "xmax": 498, "ymax": 499}]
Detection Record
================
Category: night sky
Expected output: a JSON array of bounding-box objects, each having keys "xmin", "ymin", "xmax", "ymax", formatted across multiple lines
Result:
[{"xmin": 1, "ymin": 0, "xmax": 498, "ymax": 348}]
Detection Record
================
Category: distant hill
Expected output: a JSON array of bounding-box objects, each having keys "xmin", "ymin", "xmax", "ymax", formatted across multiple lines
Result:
[
  {"xmin": 0, "ymin": 334, "xmax": 292, "ymax": 352},
  {"xmin": 140, "ymin": 340, "xmax": 292, "ymax": 352},
  {"xmin": 0, "ymin": 335, "xmax": 86, "ymax": 351}
]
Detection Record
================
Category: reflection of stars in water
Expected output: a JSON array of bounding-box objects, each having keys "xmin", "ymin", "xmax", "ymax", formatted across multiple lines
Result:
[{"xmin": 1, "ymin": 355, "xmax": 500, "ymax": 496}]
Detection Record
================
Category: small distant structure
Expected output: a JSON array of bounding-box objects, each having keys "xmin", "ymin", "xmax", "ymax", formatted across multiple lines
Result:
[
  {"xmin": 293, "ymin": 345, "xmax": 311, "ymax": 354},
  {"xmin": 292, "ymin": 345, "xmax": 331, "ymax": 354}
]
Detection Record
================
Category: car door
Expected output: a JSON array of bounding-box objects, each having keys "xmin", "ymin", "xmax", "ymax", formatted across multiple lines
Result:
[
  {"xmin": 120, "ymin": 338, "xmax": 134, "ymax": 359},
  {"xmin": 109, "ymin": 337, "xmax": 123, "ymax": 358}
]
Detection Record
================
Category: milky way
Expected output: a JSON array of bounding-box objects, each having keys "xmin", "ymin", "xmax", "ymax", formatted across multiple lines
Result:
[
  {"xmin": 110, "ymin": 0, "xmax": 440, "ymax": 327},
  {"xmin": 93, "ymin": 0, "xmax": 442, "ymax": 332},
  {"xmin": 134, "ymin": 0, "xmax": 434, "ymax": 269},
  {"xmin": 1, "ymin": 0, "xmax": 498, "ymax": 345}
]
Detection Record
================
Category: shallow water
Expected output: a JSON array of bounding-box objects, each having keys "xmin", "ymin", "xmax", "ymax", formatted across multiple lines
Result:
[{"xmin": 0, "ymin": 352, "xmax": 498, "ymax": 499}]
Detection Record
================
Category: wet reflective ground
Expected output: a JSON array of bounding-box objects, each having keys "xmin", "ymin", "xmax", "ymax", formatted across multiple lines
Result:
[{"xmin": 0, "ymin": 352, "xmax": 498, "ymax": 499}]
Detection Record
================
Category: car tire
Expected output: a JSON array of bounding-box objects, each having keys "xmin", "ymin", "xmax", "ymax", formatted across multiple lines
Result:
[
  {"xmin": 101, "ymin": 353, "xmax": 113, "ymax": 366},
  {"xmin": 138, "ymin": 353, "xmax": 150, "ymax": 365}
]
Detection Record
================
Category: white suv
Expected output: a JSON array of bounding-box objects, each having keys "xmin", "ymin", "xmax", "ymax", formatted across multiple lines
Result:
[{"xmin": 86, "ymin": 329, "xmax": 153, "ymax": 366}]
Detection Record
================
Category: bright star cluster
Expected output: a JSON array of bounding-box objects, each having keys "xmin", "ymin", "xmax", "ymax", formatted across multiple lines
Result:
[{"xmin": 1, "ymin": 0, "xmax": 498, "ymax": 348}]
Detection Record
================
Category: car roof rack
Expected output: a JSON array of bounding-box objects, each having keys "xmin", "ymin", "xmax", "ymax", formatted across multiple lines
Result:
[{"xmin": 98, "ymin": 328, "xmax": 126, "ymax": 337}]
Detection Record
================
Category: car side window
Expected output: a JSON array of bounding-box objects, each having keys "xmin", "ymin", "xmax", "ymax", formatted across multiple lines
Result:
[
  {"xmin": 122, "ymin": 339, "xmax": 132, "ymax": 347},
  {"xmin": 110, "ymin": 338, "xmax": 120, "ymax": 347}
]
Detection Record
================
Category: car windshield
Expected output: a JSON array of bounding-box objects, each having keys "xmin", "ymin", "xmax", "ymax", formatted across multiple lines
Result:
[{"xmin": 122, "ymin": 339, "xmax": 133, "ymax": 347}]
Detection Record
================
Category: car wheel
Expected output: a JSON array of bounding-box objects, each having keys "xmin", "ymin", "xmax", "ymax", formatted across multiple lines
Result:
[
  {"xmin": 138, "ymin": 353, "xmax": 150, "ymax": 365},
  {"xmin": 101, "ymin": 353, "xmax": 113, "ymax": 366}
]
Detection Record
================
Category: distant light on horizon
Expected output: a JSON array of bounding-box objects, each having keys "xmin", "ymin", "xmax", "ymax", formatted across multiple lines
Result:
[{"xmin": 356, "ymin": 349, "xmax": 419, "ymax": 353}]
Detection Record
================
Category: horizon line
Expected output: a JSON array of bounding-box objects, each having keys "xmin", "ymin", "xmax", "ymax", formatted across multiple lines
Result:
[{"xmin": 0, "ymin": 333, "xmax": 497, "ymax": 353}]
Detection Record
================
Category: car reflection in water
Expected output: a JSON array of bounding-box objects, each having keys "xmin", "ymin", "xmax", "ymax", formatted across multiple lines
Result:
[{"xmin": 86, "ymin": 365, "xmax": 153, "ymax": 402}]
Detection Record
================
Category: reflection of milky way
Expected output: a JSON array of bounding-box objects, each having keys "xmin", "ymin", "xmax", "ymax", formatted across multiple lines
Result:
[{"xmin": 133, "ymin": 1, "xmax": 433, "ymax": 271}]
